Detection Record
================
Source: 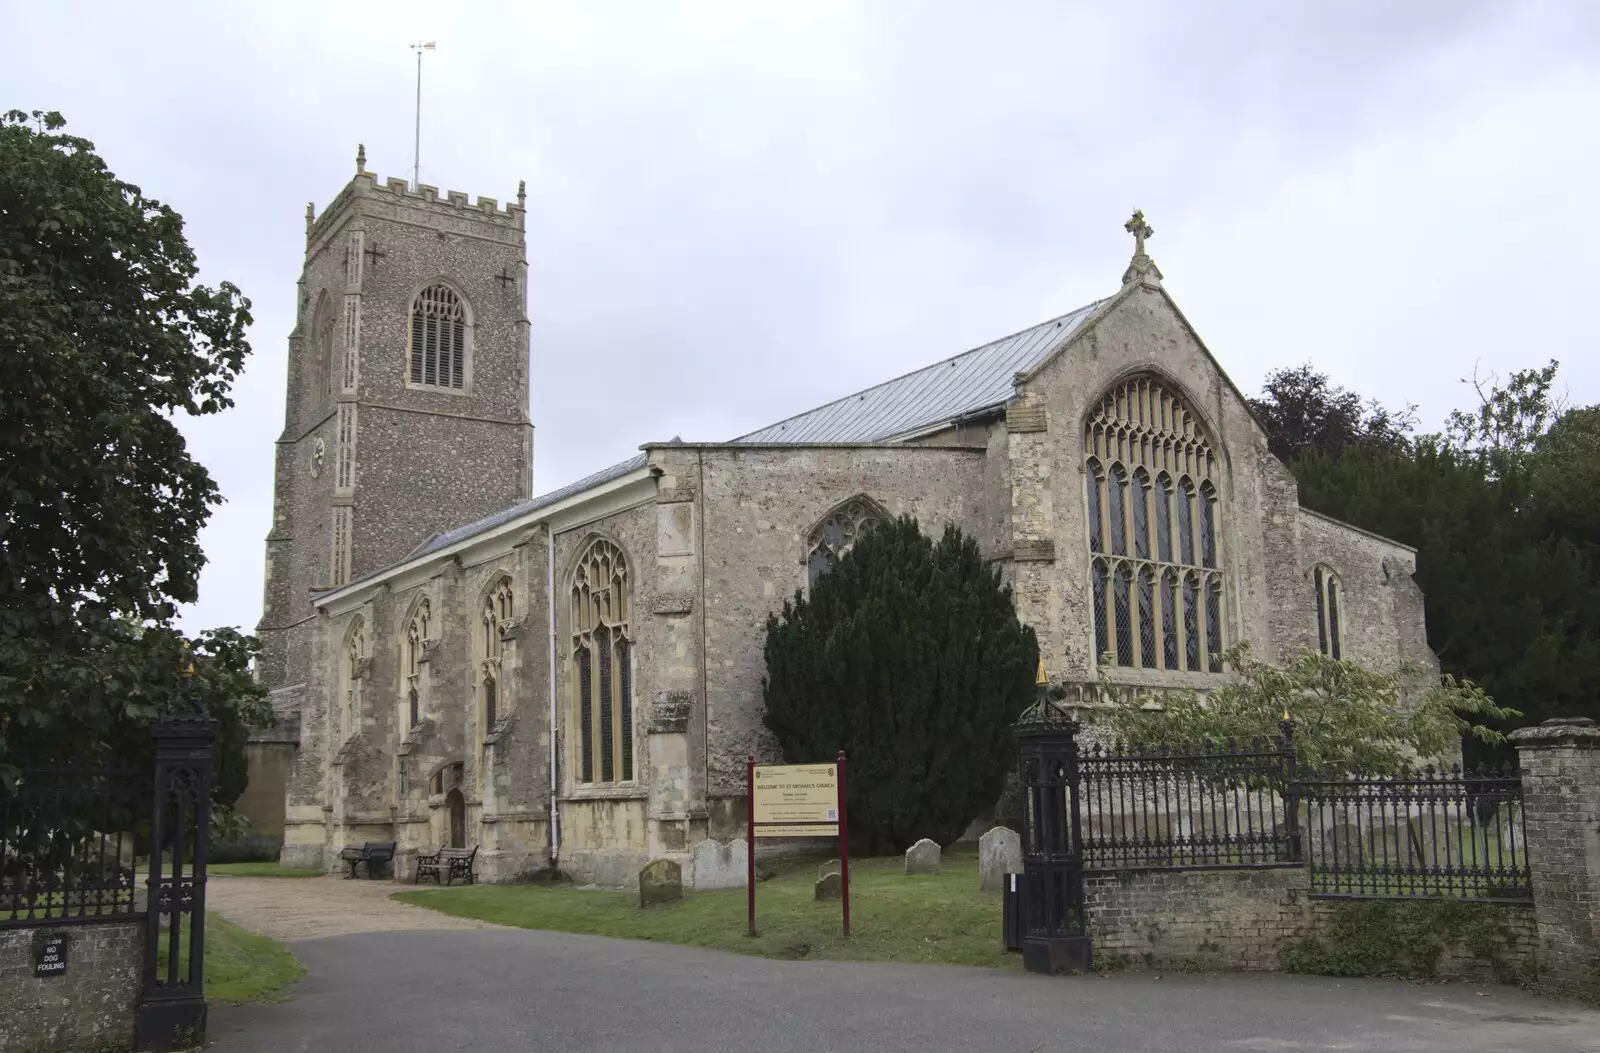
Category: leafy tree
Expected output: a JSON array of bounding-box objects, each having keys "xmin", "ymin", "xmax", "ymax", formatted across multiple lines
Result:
[
  {"xmin": 762, "ymin": 517, "xmax": 1039, "ymax": 852},
  {"xmin": 1248, "ymin": 364, "xmax": 1415, "ymax": 464},
  {"xmin": 1254, "ymin": 361, "xmax": 1600, "ymax": 749},
  {"xmin": 1098, "ymin": 644, "xmax": 1519, "ymax": 775},
  {"xmin": 0, "ymin": 110, "xmax": 267, "ymax": 794}
]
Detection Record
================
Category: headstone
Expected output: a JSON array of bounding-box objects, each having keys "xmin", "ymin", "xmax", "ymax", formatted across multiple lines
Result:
[
  {"xmin": 690, "ymin": 838, "xmax": 748, "ymax": 891},
  {"xmin": 638, "ymin": 858, "xmax": 683, "ymax": 907},
  {"xmin": 978, "ymin": 827, "xmax": 1022, "ymax": 891},
  {"xmin": 904, "ymin": 837, "xmax": 941, "ymax": 874},
  {"xmin": 818, "ymin": 858, "xmax": 841, "ymax": 881},
  {"xmin": 814, "ymin": 872, "xmax": 842, "ymax": 900}
]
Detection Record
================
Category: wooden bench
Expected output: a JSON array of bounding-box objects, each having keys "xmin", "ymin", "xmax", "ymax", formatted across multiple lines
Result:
[
  {"xmin": 414, "ymin": 845, "xmax": 478, "ymax": 886},
  {"xmin": 338, "ymin": 841, "xmax": 396, "ymax": 879}
]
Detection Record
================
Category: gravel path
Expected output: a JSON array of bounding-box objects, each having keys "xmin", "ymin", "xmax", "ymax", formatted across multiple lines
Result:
[{"xmin": 207, "ymin": 875, "xmax": 495, "ymax": 942}]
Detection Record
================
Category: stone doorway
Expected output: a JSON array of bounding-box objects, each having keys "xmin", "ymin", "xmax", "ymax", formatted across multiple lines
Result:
[{"xmin": 446, "ymin": 788, "xmax": 465, "ymax": 848}]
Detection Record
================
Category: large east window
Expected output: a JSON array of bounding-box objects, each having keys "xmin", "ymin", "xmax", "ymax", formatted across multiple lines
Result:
[{"xmin": 1086, "ymin": 376, "xmax": 1225, "ymax": 673}]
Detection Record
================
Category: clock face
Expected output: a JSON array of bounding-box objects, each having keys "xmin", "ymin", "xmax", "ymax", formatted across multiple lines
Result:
[{"xmin": 310, "ymin": 438, "xmax": 326, "ymax": 478}]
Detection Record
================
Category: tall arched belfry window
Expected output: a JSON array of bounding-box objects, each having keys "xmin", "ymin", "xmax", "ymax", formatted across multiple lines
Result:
[
  {"xmin": 409, "ymin": 284, "xmax": 468, "ymax": 390},
  {"xmin": 481, "ymin": 579, "xmax": 512, "ymax": 737},
  {"xmin": 1086, "ymin": 376, "xmax": 1224, "ymax": 673},
  {"xmin": 572, "ymin": 539, "xmax": 633, "ymax": 785},
  {"xmin": 1313, "ymin": 565, "xmax": 1343, "ymax": 659},
  {"xmin": 806, "ymin": 496, "xmax": 883, "ymax": 587}
]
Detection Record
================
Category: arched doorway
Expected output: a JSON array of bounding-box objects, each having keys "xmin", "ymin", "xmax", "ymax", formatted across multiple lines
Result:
[{"xmin": 446, "ymin": 788, "xmax": 466, "ymax": 848}]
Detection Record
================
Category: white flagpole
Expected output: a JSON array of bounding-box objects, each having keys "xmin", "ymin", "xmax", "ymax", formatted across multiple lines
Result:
[{"xmin": 411, "ymin": 41, "xmax": 436, "ymax": 189}]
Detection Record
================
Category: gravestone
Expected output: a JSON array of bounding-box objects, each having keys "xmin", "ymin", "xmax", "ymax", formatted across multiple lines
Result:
[
  {"xmin": 904, "ymin": 837, "xmax": 941, "ymax": 874},
  {"xmin": 815, "ymin": 872, "xmax": 842, "ymax": 900},
  {"xmin": 978, "ymin": 827, "xmax": 1022, "ymax": 891},
  {"xmin": 639, "ymin": 859, "xmax": 683, "ymax": 907},
  {"xmin": 690, "ymin": 838, "xmax": 748, "ymax": 891}
]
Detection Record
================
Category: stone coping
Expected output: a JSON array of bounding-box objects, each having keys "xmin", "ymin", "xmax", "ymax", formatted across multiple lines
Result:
[{"xmin": 1509, "ymin": 717, "xmax": 1600, "ymax": 748}]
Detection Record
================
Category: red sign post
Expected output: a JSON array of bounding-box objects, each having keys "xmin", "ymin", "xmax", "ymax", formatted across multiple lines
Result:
[{"xmin": 746, "ymin": 752, "xmax": 850, "ymax": 938}]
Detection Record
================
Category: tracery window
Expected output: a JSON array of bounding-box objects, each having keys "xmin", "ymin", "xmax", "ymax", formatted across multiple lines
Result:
[
  {"xmin": 806, "ymin": 496, "xmax": 883, "ymax": 587},
  {"xmin": 1086, "ymin": 376, "xmax": 1225, "ymax": 673},
  {"xmin": 340, "ymin": 617, "xmax": 365, "ymax": 743},
  {"xmin": 408, "ymin": 284, "xmax": 467, "ymax": 390},
  {"xmin": 1313, "ymin": 565, "xmax": 1343, "ymax": 659},
  {"xmin": 403, "ymin": 598, "xmax": 429, "ymax": 731},
  {"xmin": 481, "ymin": 578, "xmax": 512, "ymax": 740},
  {"xmin": 571, "ymin": 539, "xmax": 633, "ymax": 784}
]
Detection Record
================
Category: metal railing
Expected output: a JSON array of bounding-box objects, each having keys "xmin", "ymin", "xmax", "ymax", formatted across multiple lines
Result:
[
  {"xmin": 1297, "ymin": 765, "xmax": 1531, "ymax": 903},
  {"xmin": 1, "ymin": 767, "xmax": 150, "ymax": 927},
  {"xmin": 1077, "ymin": 731, "xmax": 1299, "ymax": 872}
]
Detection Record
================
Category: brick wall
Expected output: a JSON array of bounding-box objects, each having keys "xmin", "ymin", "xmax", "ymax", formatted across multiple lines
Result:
[
  {"xmin": 1085, "ymin": 868, "xmax": 1537, "ymax": 983},
  {"xmin": 0, "ymin": 920, "xmax": 141, "ymax": 1053}
]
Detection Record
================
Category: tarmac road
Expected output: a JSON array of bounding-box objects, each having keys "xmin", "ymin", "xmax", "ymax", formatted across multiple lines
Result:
[{"xmin": 208, "ymin": 927, "xmax": 1600, "ymax": 1053}]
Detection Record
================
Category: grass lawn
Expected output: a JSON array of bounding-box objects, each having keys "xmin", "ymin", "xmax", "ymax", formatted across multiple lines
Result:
[
  {"xmin": 157, "ymin": 913, "xmax": 306, "ymax": 1004},
  {"xmin": 395, "ymin": 846, "xmax": 1018, "ymax": 967},
  {"xmin": 209, "ymin": 862, "xmax": 324, "ymax": 878}
]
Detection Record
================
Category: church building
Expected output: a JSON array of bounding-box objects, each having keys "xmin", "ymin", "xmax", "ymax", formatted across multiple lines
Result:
[{"xmin": 255, "ymin": 155, "xmax": 1434, "ymax": 884}]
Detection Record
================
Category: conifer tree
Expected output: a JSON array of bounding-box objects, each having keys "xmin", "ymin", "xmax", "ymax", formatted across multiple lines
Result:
[{"xmin": 762, "ymin": 516, "xmax": 1038, "ymax": 853}]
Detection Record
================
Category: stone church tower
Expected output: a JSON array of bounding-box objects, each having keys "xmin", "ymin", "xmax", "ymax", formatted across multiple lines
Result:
[{"xmin": 256, "ymin": 146, "xmax": 533, "ymax": 726}]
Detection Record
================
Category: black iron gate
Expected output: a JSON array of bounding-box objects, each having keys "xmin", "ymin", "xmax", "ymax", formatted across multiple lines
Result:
[{"xmin": 134, "ymin": 712, "xmax": 218, "ymax": 1050}]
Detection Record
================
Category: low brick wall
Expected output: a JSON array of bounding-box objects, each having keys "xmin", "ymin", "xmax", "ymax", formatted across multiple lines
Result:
[
  {"xmin": 0, "ymin": 920, "xmax": 142, "ymax": 1053},
  {"xmin": 1085, "ymin": 868, "xmax": 1537, "ymax": 984}
]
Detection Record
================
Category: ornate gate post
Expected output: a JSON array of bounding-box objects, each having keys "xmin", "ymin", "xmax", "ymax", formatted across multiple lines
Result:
[
  {"xmin": 135, "ymin": 711, "xmax": 218, "ymax": 1050},
  {"xmin": 1012, "ymin": 680, "xmax": 1092, "ymax": 974}
]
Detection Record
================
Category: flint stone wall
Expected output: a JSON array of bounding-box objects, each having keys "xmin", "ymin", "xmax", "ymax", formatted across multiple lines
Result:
[
  {"xmin": 1086, "ymin": 868, "xmax": 1536, "ymax": 983},
  {"xmin": 0, "ymin": 920, "xmax": 141, "ymax": 1053}
]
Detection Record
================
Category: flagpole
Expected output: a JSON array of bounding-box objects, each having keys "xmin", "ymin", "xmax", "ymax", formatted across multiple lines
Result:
[{"xmin": 411, "ymin": 41, "xmax": 436, "ymax": 189}]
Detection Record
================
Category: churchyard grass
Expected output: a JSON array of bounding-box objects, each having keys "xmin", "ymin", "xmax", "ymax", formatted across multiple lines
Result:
[
  {"xmin": 395, "ymin": 845, "xmax": 1018, "ymax": 968},
  {"xmin": 157, "ymin": 912, "xmax": 306, "ymax": 1003},
  {"xmin": 208, "ymin": 861, "xmax": 324, "ymax": 878}
]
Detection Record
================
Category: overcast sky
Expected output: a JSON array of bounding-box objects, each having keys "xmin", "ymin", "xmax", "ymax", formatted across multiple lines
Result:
[{"xmin": 5, "ymin": 1, "xmax": 1597, "ymax": 635}]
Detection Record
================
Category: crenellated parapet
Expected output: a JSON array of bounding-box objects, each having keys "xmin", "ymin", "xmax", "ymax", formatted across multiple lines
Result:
[{"xmin": 306, "ymin": 169, "xmax": 525, "ymax": 255}]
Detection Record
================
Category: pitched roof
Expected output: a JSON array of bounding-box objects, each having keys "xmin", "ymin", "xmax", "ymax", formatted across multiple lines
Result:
[
  {"xmin": 732, "ymin": 299, "xmax": 1103, "ymax": 444},
  {"xmin": 402, "ymin": 297, "xmax": 1104, "ymax": 562},
  {"xmin": 411, "ymin": 453, "xmax": 648, "ymax": 557}
]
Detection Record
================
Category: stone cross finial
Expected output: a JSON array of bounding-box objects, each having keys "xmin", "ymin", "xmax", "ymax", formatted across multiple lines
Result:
[
  {"xmin": 1125, "ymin": 210, "xmax": 1153, "ymax": 257},
  {"xmin": 356, "ymin": 143, "xmax": 366, "ymax": 174},
  {"xmin": 1121, "ymin": 209, "xmax": 1163, "ymax": 287}
]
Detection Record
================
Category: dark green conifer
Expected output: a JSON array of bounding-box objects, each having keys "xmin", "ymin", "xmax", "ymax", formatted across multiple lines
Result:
[{"xmin": 762, "ymin": 516, "xmax": 1038, "ymax": 853}]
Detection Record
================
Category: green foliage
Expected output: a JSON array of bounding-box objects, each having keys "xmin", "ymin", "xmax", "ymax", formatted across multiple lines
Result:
[
  {"xmin": 1282, "ymin": 900, "xmax": 1533, "ymax": 984},
  {"xmin": 1255, "ymin": 361, "xmax": 1600, "ymax": 750},
  {"xmin": 0, "ymin": 111, "xmax": 265, "ymax": 790},
  {"xmin": 761, "ymin": 517, "xmax": 1039, "ymax": 852},
  {"xmin": 1099, "ymin": 644, "xmax": 1518, "ymax": 775}
]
